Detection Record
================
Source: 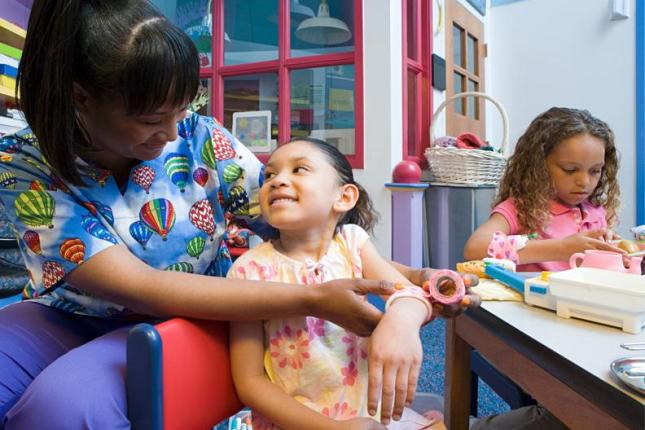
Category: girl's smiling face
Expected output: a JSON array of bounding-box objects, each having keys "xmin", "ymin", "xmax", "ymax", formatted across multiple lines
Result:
[
  {"xmin": 546, "ymin": 133, "xmax": 606, "ymax": 207},
  {"xmin": 260, "ymin": 141, "xmax": 355, "ymax": 233}
]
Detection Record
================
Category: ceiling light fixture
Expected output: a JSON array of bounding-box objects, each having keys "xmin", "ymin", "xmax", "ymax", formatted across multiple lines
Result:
[{"xmin": 295, "ymin": 0, "xmax": 352, "ymax": 45}]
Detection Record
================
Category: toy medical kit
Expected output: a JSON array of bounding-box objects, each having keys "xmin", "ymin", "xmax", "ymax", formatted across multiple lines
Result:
[
  {"xmin": 483, "ymin": 262, "xmax": 645, "ymax": 334},
  {"xmin": 548, "ymin": 268, "xmax": 645, "ymax": 334}
]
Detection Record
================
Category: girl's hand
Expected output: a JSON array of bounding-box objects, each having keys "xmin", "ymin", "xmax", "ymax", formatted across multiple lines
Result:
[
  {"xmin": 335, "ymin": 418, "xmax": 387, "ymax": 430},
  {"xmin": 563, "ymin": 230, "xmax": 626, "ymax": 257},
  {"xmin": 602, "ymin": 229, "xmax": 621, "ymax": 242},
  {"xmin": 312, "ymin": 279, "xmax": 395, "ymax": 337},
  {"xmin": 416, "ymin": 269, "xmax": 481, "ymax": 318},
  {"xmin": 367, "ymin": 305, "xmax": 423, "ymax": 426}
]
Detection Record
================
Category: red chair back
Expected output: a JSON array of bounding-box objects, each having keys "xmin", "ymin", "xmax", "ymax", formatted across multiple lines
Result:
[{"xmin": 127, "ymin": 318, "xmax": 243, "ymax": 430}]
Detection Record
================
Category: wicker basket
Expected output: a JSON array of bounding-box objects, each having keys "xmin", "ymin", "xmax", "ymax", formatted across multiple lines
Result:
[{"xmin": 426, "ymin": 91, "xmax": 509, "ymax": 186}]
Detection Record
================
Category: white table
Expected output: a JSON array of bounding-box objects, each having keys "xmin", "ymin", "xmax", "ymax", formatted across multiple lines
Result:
[{"xmin": 445, "ymin": 301, "xmax": 645, "ymax": 429}]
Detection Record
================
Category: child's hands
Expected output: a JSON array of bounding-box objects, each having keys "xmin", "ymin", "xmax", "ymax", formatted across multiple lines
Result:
[
  {"xmin": 563, "ymin": 229, "xmax": 626, "ymax": 258},
  {"xmin": 367, "ymin": 302, "xmax": 423, "ymax": 426},
  {"xmin": 416, "ymin": 269, "xmax": 481, "ymax": 318},
  {"xmin": 601, "ymin": 229, "xmax": 621, "ymax": 242},
  {"xmin": 334, "ymin": 418, "xmax": 387, "ymax": 430}
]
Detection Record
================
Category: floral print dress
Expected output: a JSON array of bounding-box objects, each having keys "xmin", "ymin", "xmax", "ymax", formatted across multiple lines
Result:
[
  {"xmin": 229, "ymin": 224, "xmax": 444, "ymax": 429},
  {"xmin": 228, "ymin": 224, "xmax": 372, "ymax": 428}
]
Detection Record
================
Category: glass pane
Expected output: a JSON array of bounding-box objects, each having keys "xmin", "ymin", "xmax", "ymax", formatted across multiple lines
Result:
[
  {"xmin": 407, "ymin": 70, "xmax": 418, "ymax": 156},
  {"xmin": 467, "ymin": 79, "xmax": 478, "ymax": 118},
  {"xmin": 453, "ymin": 72, "xmax": 464, "ymax": 114},
  {"xmin": 452, "ymin": 24, "xmax": 464, "ymax": 68},
  {"xmin": 407, "ymin": 0, "xmax": 418, "ymax": 61},
  {"xmin": 467, "ymin": 34, "xmax": 477, "ymax": 74},
  {"xmin": 290, "ymin": 65, "xmax": 355, "ymax": 155},
  {"xmin": 224, "ymin": 0, "xmax": 279, "ymax": 65},
  {"xmin": 189, "ymin": 79, "xmax": 212, "ymax": 116},
  {"xmin": 153, "ymin": 0, "xmax": 213, "ymax": 68},
  {"xmin": 291, "ymin": 0, "xmax": 354, "ymax": 58},
  {"xmin": 224, "ymin": 73, "xmax": 279, "ymax": 152}
]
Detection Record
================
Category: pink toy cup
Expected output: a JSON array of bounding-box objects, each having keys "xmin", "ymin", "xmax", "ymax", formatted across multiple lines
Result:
[{"xmin": 569, "ymin": 249, "xmax": 643, "ymax": 274}]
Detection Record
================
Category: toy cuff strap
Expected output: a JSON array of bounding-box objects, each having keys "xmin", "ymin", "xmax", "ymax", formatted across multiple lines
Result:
[
  {"xmin": 422, "ymin": 269, "xmax": 466, "ymax": 305},
  {"xmin": 385, "ymin": 286, "xmax": 434, "ymax": 323},
  {"xmin": 487, "ymin": 231, "xmax": 531, "ymax": 264}
]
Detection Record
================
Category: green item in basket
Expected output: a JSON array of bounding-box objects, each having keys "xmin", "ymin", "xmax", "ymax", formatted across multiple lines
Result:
[{"xmin": 0, "ymin": 43, "xmax": 22, "ymax": 60}]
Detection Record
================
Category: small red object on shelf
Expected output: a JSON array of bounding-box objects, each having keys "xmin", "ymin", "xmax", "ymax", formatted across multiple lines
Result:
[{"xmin": 392, "ymin": 160, "xmax": 422, "ymax": 183}]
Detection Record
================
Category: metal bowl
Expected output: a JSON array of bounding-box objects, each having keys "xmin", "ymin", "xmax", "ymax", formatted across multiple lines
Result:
[{"xmin": 610, "ymin": 357, "xmax": 645, "ymax": 395}]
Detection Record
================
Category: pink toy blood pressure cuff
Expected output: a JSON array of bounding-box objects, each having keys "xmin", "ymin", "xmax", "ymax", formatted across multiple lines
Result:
[
  {"xmin": 487, "ymin": 231, "xmax": 531, "ymax": 264},
  {"xmin": 422, "ymin": 270, "xmax": 466, "ymax": 305},
  {"xmin": 385, "ymin": 270, "xmax": 466, "ymax": 323}
]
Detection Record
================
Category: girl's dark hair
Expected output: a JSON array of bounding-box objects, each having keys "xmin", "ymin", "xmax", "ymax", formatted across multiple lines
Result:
[
  {"xmin": 290, "ymin": 137, "xmax": 379, "ymax": 233},
  {"xmin": 17, "ymin": 0, "xmax": 199, "ymax": 185},
  {"xmin": 494, "ymin": 107, "xmax": 620, "ymax": 231}
]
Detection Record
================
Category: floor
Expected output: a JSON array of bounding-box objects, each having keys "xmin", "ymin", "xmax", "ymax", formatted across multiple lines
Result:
[{"xmin": 417, "ymin": 318, "xmax": 510, "ymax": 418}]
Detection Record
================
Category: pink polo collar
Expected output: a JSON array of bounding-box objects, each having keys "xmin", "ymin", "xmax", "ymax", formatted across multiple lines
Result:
[{"xmin": 549, "ymin": 199, "xmax": 592, "ymax": 217}]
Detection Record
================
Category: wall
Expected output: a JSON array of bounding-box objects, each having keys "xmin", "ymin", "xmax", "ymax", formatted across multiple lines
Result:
[
  {"xmin": 485, "ymin": 0, "xmax": 637, "ymax": 235},
  {"xmin": 357, "ymin": 0, "xmax": 403, "ymax": 257}
]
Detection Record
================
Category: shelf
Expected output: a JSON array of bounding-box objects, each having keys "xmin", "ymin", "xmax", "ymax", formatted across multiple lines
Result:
[
  {"xmin": 0, "ymin": 85, "xmax": 17, "ymax": 99},
  {"xmin": 0, "ymin": 70, "xmax": 18, "ymax": 101},
  {"xmin": 0, "ymin": 18, "xmax": 25, "ymax": 50},
  {"xmin": 0, "ymin": 114, "xmax": 25, "ymax": 135},
  {"xmin": 0, "ymin": 115, "xmax": 25, "ymax": 128},
  {"xmin": 0, "ymin": 43, "xmax": 21, "ymax": 61}
]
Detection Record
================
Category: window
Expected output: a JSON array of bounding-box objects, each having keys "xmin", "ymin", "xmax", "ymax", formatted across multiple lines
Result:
[
  {"xmin": 445, "ymin": 0, "xmax": 485, "ymax": 138},
  {"xmin": 155, "ymin": 0, "xmax": 363, "ymax": 167},
  {"xmin": 402, "ymin": 0, "xmax": 433, "ymax": 165}
]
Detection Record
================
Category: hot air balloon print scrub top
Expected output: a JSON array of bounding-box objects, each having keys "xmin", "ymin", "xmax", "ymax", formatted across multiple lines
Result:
[{"xmin": 0, "ymin": 113, "xmax": 264, "ymax": 318}]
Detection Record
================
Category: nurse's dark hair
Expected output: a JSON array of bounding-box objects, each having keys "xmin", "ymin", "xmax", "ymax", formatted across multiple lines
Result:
[
  {"xmin": 17, "ymin": 0, "xmax": 199, "ymax": 185},
  {"xmin": 288, "ymin": 137, "xmax": 379, "ymax": 233}
]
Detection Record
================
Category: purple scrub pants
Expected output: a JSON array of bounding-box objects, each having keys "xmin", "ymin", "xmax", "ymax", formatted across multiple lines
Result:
[{"xmin": 0, "ymin": 301, "xmax": 136, "ymax": 429}]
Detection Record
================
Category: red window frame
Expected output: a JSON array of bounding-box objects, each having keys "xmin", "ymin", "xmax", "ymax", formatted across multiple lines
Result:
[
  {"xmin": 201, "ymin": 0, "xmax": 364, "ymax": 168},
  {"xmin": 402, "ymin": 0, "xmax": 433, "ymax": 166}
]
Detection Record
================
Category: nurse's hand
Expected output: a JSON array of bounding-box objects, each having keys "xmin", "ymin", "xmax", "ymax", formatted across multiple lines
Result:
[{"xmin": 310, "ymin": 279, "xmax": 395, "ymax": 337}]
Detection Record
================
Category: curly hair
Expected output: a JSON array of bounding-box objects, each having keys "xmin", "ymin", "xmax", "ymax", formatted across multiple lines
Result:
[{"xmin": 494, "ymin": 107, "xmax": 620, "ymax": 233}]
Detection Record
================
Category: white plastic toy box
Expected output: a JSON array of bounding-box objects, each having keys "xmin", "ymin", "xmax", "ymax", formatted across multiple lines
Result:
[{"xmin": 548, "ymin": 268, "xmax": 645, "ymax": 334}]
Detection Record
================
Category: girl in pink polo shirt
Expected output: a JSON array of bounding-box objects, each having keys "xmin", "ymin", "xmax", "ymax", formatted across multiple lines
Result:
[{"xmin": 465, "ymin": 107, "xmax": 625, "ymax": 272}]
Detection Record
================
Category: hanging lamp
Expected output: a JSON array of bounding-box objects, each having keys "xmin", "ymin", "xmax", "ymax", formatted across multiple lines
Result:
[{"xmin": 295, "ymin": 0, "xmax": 352, "ymax": 45}]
